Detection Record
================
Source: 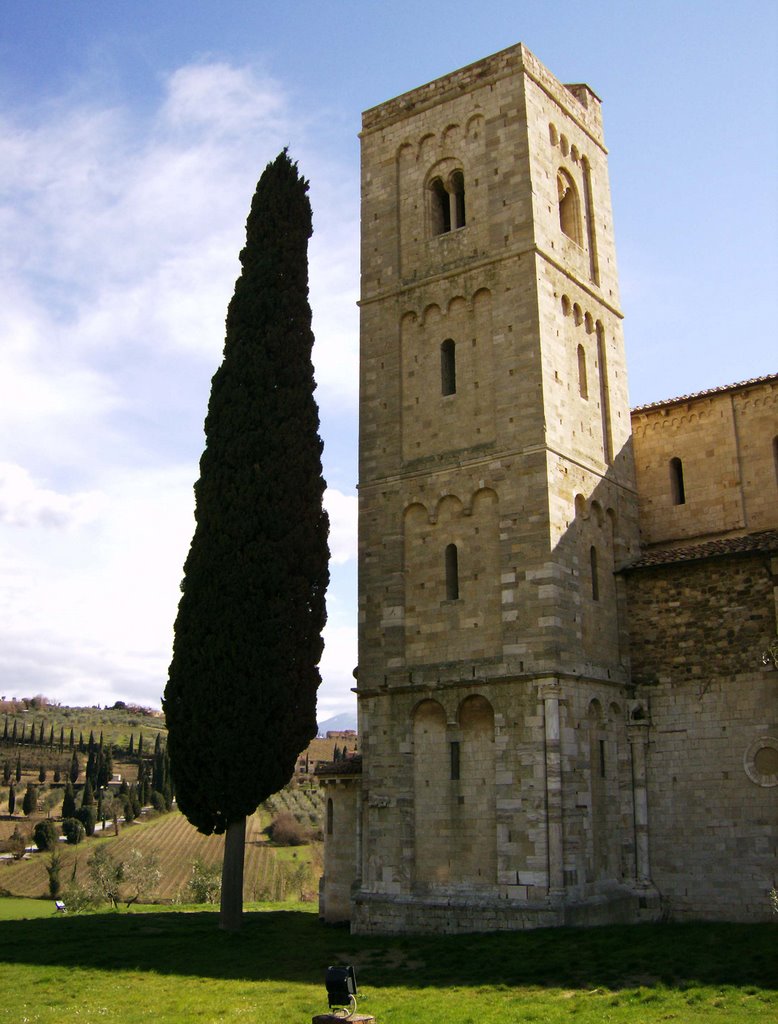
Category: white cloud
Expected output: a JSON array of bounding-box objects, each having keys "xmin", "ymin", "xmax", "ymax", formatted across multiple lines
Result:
[
  {"xmin": 324, "ymin": 487, "xmax": 357, "ymax": 566},
  {"xmin": 0, "ymin": 60, "xmax": 360, "ymax": 715},
  {"xmin": 0, "ymin": 463, "xmax": 106, "ymax": 528}
]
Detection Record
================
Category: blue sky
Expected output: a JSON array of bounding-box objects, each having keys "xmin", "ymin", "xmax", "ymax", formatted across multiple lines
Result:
[{"xmin": 1, "ymin": 2, "xmax": 776, "ymax": 718}]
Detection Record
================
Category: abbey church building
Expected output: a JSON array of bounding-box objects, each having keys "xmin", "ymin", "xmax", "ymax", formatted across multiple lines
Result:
[{"xmin": 318, "ymin": 44, "xmax": 778, "ymax": 933}]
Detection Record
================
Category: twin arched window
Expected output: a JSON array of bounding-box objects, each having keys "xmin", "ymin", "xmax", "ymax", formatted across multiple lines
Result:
[{"xmin": 430, "ymin": 170, "xmax": 466, "ymax": 235}]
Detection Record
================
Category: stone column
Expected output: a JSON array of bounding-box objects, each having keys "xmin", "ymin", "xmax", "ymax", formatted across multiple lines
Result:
[
  {"xmin": 539, "ymin": 679, "xmax": 564, "ymax": 895},
  {"xmin": 628, "ymin": 719, "xmax": 652, "ymax": 886}
]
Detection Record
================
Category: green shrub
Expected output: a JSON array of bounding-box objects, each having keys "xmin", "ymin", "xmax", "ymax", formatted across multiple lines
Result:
[
  {"xmin": 186, "ymin": 857, "xmax": 221, "ymax": 904},
  {"xmin": 75, "ymin": 805, "xmax": 97, "ymax": 836},
  {"xmin": 33, "ymin": 819, "xmax": 58, "ymax": 852},
  {"xmin": 62, "ymin": 818, "xmax": 85, "ymax": 845},
  {"xmin": 267, "ymin": 811, "xmax": 308, "ymax": 846}
]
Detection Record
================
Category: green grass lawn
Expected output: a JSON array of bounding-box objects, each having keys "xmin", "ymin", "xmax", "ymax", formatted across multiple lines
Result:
[{"xmin": 0, "ymin": 900, "xmax": 774, "ymax": 1023}]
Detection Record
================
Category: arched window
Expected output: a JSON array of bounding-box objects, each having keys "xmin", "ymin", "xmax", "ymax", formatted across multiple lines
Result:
[
  {"xmin": 557, "ymin": 169, "xmax": 582, "ymax": 245},
  {"xmin": 577, "ymin": 344, "xmax": 588, "ymax": 399},
  {"xmin": 440, "ymin": 339, "xmax": 456, "ymax": 396},
  {"xmin": 326, "ymin": 798, "xmax": 333, "ymax": 835},
  {"xmin": 429, "ymin": 171, "xmax": 466, "ymax": 236},
  {"xmin": 670, "ymin": 457, "xmax": 686, "ymax": 505},
  {"xmin": 590, "ymin": 545, "xmax": 599, "ymax": 601},
  {"xmin": 445, "ymin": 543, "xmax": 459, "ymax": 600}
]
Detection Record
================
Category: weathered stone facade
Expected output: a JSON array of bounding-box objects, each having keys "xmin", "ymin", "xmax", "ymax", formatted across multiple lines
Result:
[{"xmin": 318, "ymin": 44, "xmax": 778, "ymax": 933}]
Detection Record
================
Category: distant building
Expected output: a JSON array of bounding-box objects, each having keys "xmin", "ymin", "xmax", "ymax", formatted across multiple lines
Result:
[{"xmin": 318, "ymin": 43, "xmax": 777, "ymax": 934}]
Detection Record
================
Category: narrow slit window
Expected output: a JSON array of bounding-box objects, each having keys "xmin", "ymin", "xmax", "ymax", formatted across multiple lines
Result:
[
  {"xmin": 590, "ymin": 545, "xmax": 599, "ymax": 601},
  {"xmin": 670, "ymin": 457, "xmax": 686, "ymax": 506},
  {"xmin": 441, "ymin": 339, "xmax": 456, "ymax": 395},
  {"xmin": 577, "ymin": 344, "xmax": 588, "ymax": 399},
  {"xmin": 326, "ymin": 798, "xmax": 333, "ymax": 835},
  {"xmin": 450, "ymin": 741, "xmax": 460, "ymax": 781},
  {"xmin": 445, "ymin": 543, "xmax": 459, "ymax": 600},
  {"xmin": 599, "ymin": 739, "xmax": 606, "ymax": 778}
]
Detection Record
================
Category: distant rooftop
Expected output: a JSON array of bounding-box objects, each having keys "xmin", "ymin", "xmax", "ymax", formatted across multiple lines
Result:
[{"xmin": 631, "ymin": 373, "xmax": 777, "ymax": 414}]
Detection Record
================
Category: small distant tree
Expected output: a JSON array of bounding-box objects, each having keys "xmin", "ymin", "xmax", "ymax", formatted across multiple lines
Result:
[
  {"xmin": 82, "ymin": 777, "xmax": 95, "ymax": 807},
  {"xmin": 15, "ymin": 754, "xmax": 21, "ymax": 783},
  {"xmin": 46, "ymin": 850, "xmax": 63, "ymax": 898},
  {"xmin": 42, "ymin": 788, "xmax": 60, "ymax": 818},
  {"xmin": 186, "ymin": 858, "xmax": 221, "ymax": 904},
  {"xmin": 53, "ymin": 765, "xmax": 61, "ymax": 783},
  {"xmin": 33, "ymin": 819, "xmax": 58, "ymax": 852},
  {"xmin": 76, "ymin": 804, "xmax": 97, "ymax": 837},
  {"xmin": 123, "ymin": 848, "xmax": 162, "ymax": 907},
  {"xmin": 2, "ymin": 760, "xmax": 10, "ymax": 785},
  {"xmin": 128, "ymin": 733, "xmax": 134, "ymax": 757},
  {"xmin": 69, "ymin": 750, "xmax": 80, "ymax": 784},
  {"xmin": 22, "ymin": 783, "xmax": 38, "ymax": 816},
  {"xmin": 62, "ymin": 817, "xmax": 85, "ymax": 845},
  {"xmin": 87, "ymin": 846, "xmax": 123, "ymax": 909},
  {"xmin": 8, "ymin": 783, "xmax": 16, "ymax": 815},
  {"xmin": 61, "ymin": 781, "xmax": 76, "ymax": 819},
  {"xmin": 6, "ymin": 826, "xmax": 27, "ymax": 860},
  {"xmin": 38, "ymin": 764, "xmax": 46, "ymax": 784}
]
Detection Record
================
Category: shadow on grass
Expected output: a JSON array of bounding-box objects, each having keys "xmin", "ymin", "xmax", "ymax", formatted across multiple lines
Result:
[{"xmin": 0, "ymin": 910, "xmax": 775, "ymax": 993}]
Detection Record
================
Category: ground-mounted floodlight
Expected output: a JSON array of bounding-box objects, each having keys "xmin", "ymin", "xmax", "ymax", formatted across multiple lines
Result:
[{"xmin": 325, "ymin": 964, "xmax": 358, "ymax": 1018}]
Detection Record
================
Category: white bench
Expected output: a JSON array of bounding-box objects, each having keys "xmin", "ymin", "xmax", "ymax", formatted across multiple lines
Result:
[{"xmin": 54, "ymin": 900, "xmax": 66, "ymax": 913}]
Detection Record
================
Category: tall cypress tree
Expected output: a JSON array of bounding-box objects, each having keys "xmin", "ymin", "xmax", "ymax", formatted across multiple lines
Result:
[{"xmin": 164, "ymin": 150, "xmax": 329, "ymax": 932}]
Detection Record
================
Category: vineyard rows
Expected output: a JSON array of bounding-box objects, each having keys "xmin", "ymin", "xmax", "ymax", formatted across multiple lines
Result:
[{"xmin": 0, "ymin": 808, "xmax": 320, "ymax": 903}]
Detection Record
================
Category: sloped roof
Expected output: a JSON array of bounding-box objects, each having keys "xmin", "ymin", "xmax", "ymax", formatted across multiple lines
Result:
[
  {"xmin": 622, "ymin": 530, "xmax": 778, "ymax": 571},
  {"xmin": 631, "ymin": 373, "xmax": 777, "ymax": 414}
]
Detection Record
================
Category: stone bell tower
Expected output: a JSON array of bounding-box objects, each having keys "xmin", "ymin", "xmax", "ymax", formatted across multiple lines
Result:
[{"xmin": 326, "ymin": 43, "xmax": 651, "ymax": 934}]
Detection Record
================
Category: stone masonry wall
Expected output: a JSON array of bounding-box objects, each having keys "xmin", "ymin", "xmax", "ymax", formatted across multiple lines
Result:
[{"xmin": 625, "ymin": 551, "xmax": 778, "ymax": 921}]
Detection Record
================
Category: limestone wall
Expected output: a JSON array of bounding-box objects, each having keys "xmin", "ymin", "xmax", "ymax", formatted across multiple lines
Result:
[
  {"xmin": 625, "ymin": 548, "xmax": 778, "ymax": 921},
  {"xmin": 631, "ymin": 376, "xmax": 778, "ymax": 547}
]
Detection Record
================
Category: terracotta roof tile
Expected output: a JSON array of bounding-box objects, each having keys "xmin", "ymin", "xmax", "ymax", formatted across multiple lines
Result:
[{"xmin": 623, "ymin": 530, "xmax": 778, "ymax": 570}]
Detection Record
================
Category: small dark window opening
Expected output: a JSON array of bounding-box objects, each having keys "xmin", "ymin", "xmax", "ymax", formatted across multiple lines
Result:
[
  {"xmin": 577, "ymin": 344, "xmax": 588, "ymax": 399},
  {"xmin": 599, "ymin": 739, "xmax": 606, "ymax": 778},
  {"xmin": 772, "ymin": 436, "xmax": 778, "ymax": 487},
  {"xmin": 430, "ymin": 177, "xmax": 451, "ymax": 234},
  {"xmin": 326, "ymin": 798, "xmax": 333, "ymax": 835},
  {"xmin": 450, "ymin": 741, "xmax": 460, "ymax": 781},
  {"xmin": 590, "ymin": 545, "xmax": 599, "ymax": 601},
  {"xmin": 441, "ymin": 339, "xmax": 456, "ymax": 396},
  {"xmin": 670, "ymin": 457, "xmax": 686, "ymax": 505},
  {"xmin": 445, "ymin": 543, "xmax": 459, "ymax": 600}
]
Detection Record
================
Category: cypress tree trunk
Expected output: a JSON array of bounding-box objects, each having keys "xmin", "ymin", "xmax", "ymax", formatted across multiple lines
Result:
[{"xmin": 219, "ymin": 816, "xmax": 246, "ymax": 932}]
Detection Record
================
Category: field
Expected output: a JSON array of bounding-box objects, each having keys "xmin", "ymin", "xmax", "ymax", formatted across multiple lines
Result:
[
  {"xmin": 1, "ymin": 789, "xmax": 323, "ymax": 903},
  {"xmin": 0, "ymin": 903, "xmax": 774, "ymax": 1023}
]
